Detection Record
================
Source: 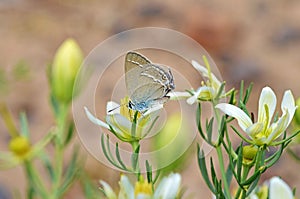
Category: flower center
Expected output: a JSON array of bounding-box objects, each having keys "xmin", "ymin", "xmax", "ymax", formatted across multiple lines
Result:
[
  {"xmin": 120, "ymin": 97, "xmax": 142, "ymax": 121},
  {"xmin": 134, "ymin": 180, "xmax": 153, "ymax": 196},
  {"xmin": 120, "ymin": 96, "xmax": 150, "ymax": 127}
]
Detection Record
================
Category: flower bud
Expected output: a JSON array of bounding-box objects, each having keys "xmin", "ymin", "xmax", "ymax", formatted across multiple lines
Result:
[
  {"xmin": 242, "ymin": 145, "xmax": 258, "ymax": 165},
  {"xmin": 9, "ymin": 136, "xmax": 31, "ymax": 157},
  {"xmin": 51, "ymin": 38, "xmax": 83, "ymax": 104}
]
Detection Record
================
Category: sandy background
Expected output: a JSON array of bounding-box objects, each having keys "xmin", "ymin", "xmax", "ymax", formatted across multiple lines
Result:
[{"xmin": 0, "ymin": 0, "xmax": 300, "ymax": 198}]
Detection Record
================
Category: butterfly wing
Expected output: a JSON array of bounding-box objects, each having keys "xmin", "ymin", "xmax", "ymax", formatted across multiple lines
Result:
[
  {"xmin": 124, "ymin": 51, "xmax": 174, "ymax": 111},
  {"xmin": 130, "ymin": 82, "xmax": 166, "ymax": 104},
  {"xmin": 125, "ymin": 52, "xmax": 151, "ymax": 96}
]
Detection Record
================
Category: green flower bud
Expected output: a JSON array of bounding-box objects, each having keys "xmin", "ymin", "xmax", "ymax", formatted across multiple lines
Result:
[
  {"xmin": 51, "ymin": 38, "xmax": 83, "ymax": 104},
  {"xmin": 9, "ymin": 136, "xmax": 31, "ymax": 157},
  {"xmin": 242, "ymin": 145, "xmax": 258, "ymax": 165}
]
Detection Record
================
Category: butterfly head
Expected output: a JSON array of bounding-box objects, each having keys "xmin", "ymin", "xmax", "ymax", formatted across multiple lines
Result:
[{"xmin": 161, "ymin": 68, "xmax": 175, "ymax": 94}]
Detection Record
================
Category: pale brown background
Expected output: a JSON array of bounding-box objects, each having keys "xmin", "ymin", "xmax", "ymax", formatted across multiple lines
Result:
[{"xmin": 0, "ymin": 0, "xmax": 300, "ymax": 198}]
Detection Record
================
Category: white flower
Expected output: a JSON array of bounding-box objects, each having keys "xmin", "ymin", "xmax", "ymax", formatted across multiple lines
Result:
[
  {"xmin": 85, "ymin": 97, "xmax": 161, "ymax": 142},
  {"xmin": 216, "ymin": 86, "xmax": 297, "ymax": 145},
  {"xmin": 187, "ymin": 60, "xmax": 223, "ymax": 104},
  {"xmin": 192, "ymin": 60, "xmax": 222, "ymax": 94},
  {"xmin": 269, "ymin": 177, "xmax": 293, "ymax": 199},
  {"xmin": 247, "ymin": 176, "xmax": 294, "ymax": 199},
  {"xmin": 100, "ymin": 173, "xmax": 181, "ymax": 199},
  {"xmin": 168, "ymin": 59, "xmax": 230, "ymax": 105},
  {"xmin": 153, "ymin": 173, "xmax": 181, "ymax": 199}
]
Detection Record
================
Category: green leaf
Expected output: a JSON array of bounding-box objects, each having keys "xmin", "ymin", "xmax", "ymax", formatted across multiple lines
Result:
[
  {"xmin": 101, "ymin": 134, "xmax": 123, "ymax": 170},
  {"xmin": 216, "ymin": 116, "xmax": 226, "ymax": 146},
  {"xmin": 210, "ymin": 157, "xmax": 218, "ymax": 188},
  {"xmin": 197, "ymin": 103, "xmax": 208, "ymax": 142},
  {"xmin": 236, "ymin": 143, "xmax": 243, "ymax": 182},
  {"xmin": 231, "ymin": 126, "xmax": 253, "ymax": 144},
  {"xmin": 197, "ymin": 144, "xmax": 216, "ymax": 194},
  {"xmin": 228, "ymin": 89, "xmax": 236, "ymax": 105},
  {"xmin": 243, "ymin": 82, "xmax": 253, "ymax": 105},
  {"xmin": 241, "ymin": 169, "xmax": 262, "ymax": 186},
  {"xmin": 254, "ymin": 147, "xmax": 265, "ymax": 170},
  {"xmin": 239, "ymin": 100, "xmax": 250, "ymax": 117},
  {"xmin": 64, "ymin": 121, "xmax": 75, "ymax": 145},
  {"xmin": 58, "ymin": 146, "xmax": 82, "ymax": 196},
  {"xmin": 271, "ymin": 130, "xmax": 300, "ymax": 146},
  {"xmin": 24, "ymin": 161, "xmax": 48, "ymax": 198},
  {"xmin": 39, "ymin": 151, "xmax": 55, "ymax": 181},
  {"xmin": 207, "ymin": 118, "xmax": 214, "ymax": 144},
  {"xmin": 81, "ymin": 175, "xmax": 99, "ymax": 199},
  {"xmin": 225, "ymin": 162, "xmax": 234, "ymax": 187},
  {"xmin": 238, "ymin": 80, "xmax": 244, "ymax": 107},
  {"xmin": 146, "ymin": 160, "xmax": 152, "ymax": 183},
  {"xmin": 115, "ymin": 142, "xmax": 127, "ymax": 170},
  {"xmin": 246, "ymin": 177, "xmax": 260, "ymax": 197},
  {"xmin": 27, "ymin": 185, "xmax": 35, "ymax": 199},
  {"xmin": 265, "ymin": 143, "xmax": 284, "ymax": 168},
  {"xmin": 215, "ymin": 82, "xmax": 226, "ymax": 100},
  {"xmin": 19, "ymin": 112, "xmax": 30, "ymax": 138}
]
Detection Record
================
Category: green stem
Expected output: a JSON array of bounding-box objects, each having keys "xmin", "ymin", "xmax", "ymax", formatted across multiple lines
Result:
[
  {"xmin": 212, "ymin": 99, "xmax": 222, "ymax": 145},
  {"xmin": 235, "ymin": 165, "xmax": 251, "ymax": 199},
  {"xmin": 212, "ymin": 99, "xmax": 231, "ymax": 198},
  {"xmin": 51, "ymin": 104, "xmax": 69, "ymax": 198},
  {"xmin": 131, "ymin": 141, "xmax": 139, "ymax": 152},
  {"xmin": 130, "ymin": 140, "xmax": 140, "ymax": 179},
  {"xmin": 24, "ymin": 160, "xmax": 49, "ymax": 198},
  {"xmin": 216, "ymin": 146, "xmax": 231, "ymax": 198}
]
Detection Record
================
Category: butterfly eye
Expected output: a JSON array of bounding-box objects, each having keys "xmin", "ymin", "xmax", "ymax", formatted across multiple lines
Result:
[{"xmin": 162, "ymin": 75, "xmax": 167, "ymax": 80}]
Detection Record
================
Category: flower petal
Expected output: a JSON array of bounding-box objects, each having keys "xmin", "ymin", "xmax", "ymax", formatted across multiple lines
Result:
[
  {"xmin": 269, "ymin": 177, "xmax": 293, "ymax": 199},
  {"xmin": 281, "ymin": 90, "xmax": 297, "ymax": 126},
  {"xmin": 258, "ymin": 87, "xmax": 277, "ymax": 125},
  {"xmin": 186, "ymin": 87, "xmax": 203, "ymax": 105},
  {"xmin": 84, "ymin": 107, "xmax": 110, "ymax": 129},
  {"xmin": 187, "ymin": 86, "xmax": 214, "ymax": 104},
  {"xmin": 107, "ymin": 101, "xmax": 121, "ymax": 115},
  {"xmin": 136, "ymin": 194, "xmax": 151, "ymax": 199},
  {"xmin": 265, "ymin": 112, "xmax": 289, "ymax": 144},
  {"xmin": 119, "ymin": 175, "xmax": 134, "ymax": 199},
  {"xmin": 106, "ymin": 114, "xmax": 132, "ymax": 138},
  {"xmin": 216, "ymin": 103, "xmax": 253, "ymax": 132},
  {"xmin": 100, "ymin": 180, "xmax": 117, "ymax": 199},
  {"xmin": 191, "ymin": 60, "xmax": 222, "ymax": 88},
  {"xmin": 154, "ymin": 173, "xmax": 181, "ymax": 199},
  {"xmin": 167, "ymin": 91, "xmax": 191, "ymax": 100},
  {"xmin": 246, "ymin": 122, "xmax": 264, "ymax": 137}
]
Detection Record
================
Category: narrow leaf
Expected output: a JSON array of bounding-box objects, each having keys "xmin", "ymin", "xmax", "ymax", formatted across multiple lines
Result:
[{"xmin": 197, "ymin": 144, "xmax": 216, "ymax": 193}]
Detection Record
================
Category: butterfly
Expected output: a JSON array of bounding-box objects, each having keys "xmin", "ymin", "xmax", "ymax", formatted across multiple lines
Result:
[{"xmin": 125, "ymin": 51, "xmax": 175, "ymax": 112}]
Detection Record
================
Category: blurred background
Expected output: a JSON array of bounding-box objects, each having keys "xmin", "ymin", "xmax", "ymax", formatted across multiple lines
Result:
[{"xmin": 0, "ymin": 0, "xmax": 300, "ymax": 198}]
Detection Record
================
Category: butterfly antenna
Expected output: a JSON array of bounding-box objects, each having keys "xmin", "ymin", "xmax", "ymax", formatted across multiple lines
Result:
[
  {"xmin": 107, "ymin": 103, "xmax": 128, "ymax": 113},
  {"xmin": 107, "ymin": 105, "xmax": 121, "ymax": 113}
]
